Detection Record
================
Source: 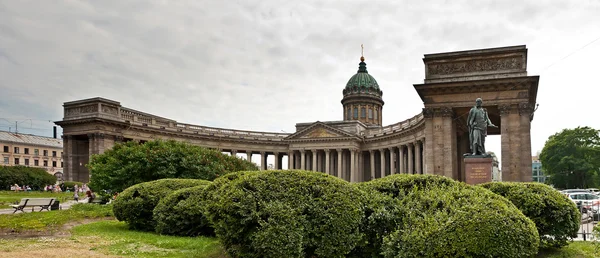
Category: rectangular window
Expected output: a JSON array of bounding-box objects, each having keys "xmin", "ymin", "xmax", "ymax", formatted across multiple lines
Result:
[
  {"xmin": 14, "ymin": 158, "xmax": 19, "ymax": 165},
  {"xmin": 375, "ymin": 109, "xmax": 379, "ymax": 120},
  {"xmin": 347, "ymin": 109, "xmax": 351, "ymax": 120},
  {"xmin": 368, "ymin": 109, "xmax": 373, "ymax": 119},
  {"xmin": 24, "ymin": 148, "xmax": 29, "ymax": 154},
  {"xmin": 24, "ymin": 159, "xmax": 29, "ymax": 166},
  {"xmin": 3, "ymin": 146, "xmax": 8, "ymax": 152},
  {"xmin": 52, "ymin": 161, "xmax": 57, "ymax": 167},
  {"xmin": 14, "ymin": 147, "xmax": 19, "ymax": 154},
  {"xmin": 3, "ymin": 157, "xmax": 8, "ymax": 164},
  {"xmin": 34, "ymin": 160, "xmax": 39, "ymax": 166},
  {"xmin": 34, "ymin": 149, "xmax": 39, "ymax": 155},
  {"xmin": 353, "ymin": 108, "xmax": 358, "ymax": 119},
  {"xmin": 52, "ymin": 151, "xmax": 57, "ymax": 157},
  {"xmin": 361, "ymin": 108, "xmax": 366, "ymax": 118},
  {"xmin": 43, "ymin": 150, "xmax": 48, "ymax": 156},
  {"xmin": 43, "ymin": 160, "xmax": 48, "ymax": 167}
]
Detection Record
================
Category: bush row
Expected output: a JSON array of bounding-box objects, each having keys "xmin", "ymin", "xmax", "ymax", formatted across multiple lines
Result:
[
  {"xmin": 88, "ymin": 140, "xmax": 259, "ymax": 192},
  {"xmin": 114, "ymin": 172, "xmax": 580, "ymax": 258},
  {"xmin": 0, "ymin": 165, "xmax": 57, "ymax": 190}
]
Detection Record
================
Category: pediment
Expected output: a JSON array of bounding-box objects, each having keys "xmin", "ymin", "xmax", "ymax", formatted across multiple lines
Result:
[{"xmin": 284, "ymin": 122, "xmax": 357, "ymax": 140}]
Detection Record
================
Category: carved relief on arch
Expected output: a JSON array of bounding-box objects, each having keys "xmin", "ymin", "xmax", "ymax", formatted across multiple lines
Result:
[
  {"xmin": 422, "ymin": 107, "xmax": 455, "ymax": 118},
  {"xmin": 498, "ymin": 104, "xmax": 514, "ymax": 116},
  {"xmin": 518, "ymin": 103, "xmax": 534, "ymax": 116}
]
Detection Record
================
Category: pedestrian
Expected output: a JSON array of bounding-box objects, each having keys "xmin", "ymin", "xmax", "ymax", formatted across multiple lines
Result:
[{"xmin": 74, "ymin": 191, "xmax": 79, "ymax": 202}]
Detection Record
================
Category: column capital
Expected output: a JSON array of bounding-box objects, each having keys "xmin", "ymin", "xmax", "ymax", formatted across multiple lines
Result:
[
  {"xmin": 231, "ymin": 150, "xmax": 238, "ymax": 154},
  {"xmin": 259, "ymin": 151, "xmax": 266, "ymax": 155},
  {"xmin": 518, "ymin": 102, "xmax": 534, "ymax": 116},
  {"xmin": 408, "ymin": 142, "xmax": 414, "ymax": 147},
  {"xmin": 388, "ymin": 147, "xmax": 395, "ymax": 151},
  {"xmin": 273, "ymin": 151, "xmax": 279, "ymax": 155},
  {"xmin": 324, "ymin": 149, "xmax": 331, "ymax": 153},
  {"xmin": 311, "ymin": 149, "xmax": 317, "ymax": 153},
  {"xmin": 336, "ymin": 148, "xmax": 343, "ymax": 152},
  {"xmin": 379, "ymin": 148, "xmax": 385, "ymax": 153},
  {"xmin": 369, "ymin": 149, "xmax": 374, "ymax": 154},
  {"xmin": 300, "ymin": 149, "xmax": 306, "ymax": 154},
  {"xmin": 499, "ymin": 104, "xmax": 515, "ymax": 116}
]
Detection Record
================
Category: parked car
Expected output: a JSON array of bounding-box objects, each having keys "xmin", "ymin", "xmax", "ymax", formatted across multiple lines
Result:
[
  {"xmin": 567, "ymin": 192, "xmax": 600, "ymax": 220},
  {"xmin": 587, "ymin": 188, "xmax": 600, "ymax": 194}
]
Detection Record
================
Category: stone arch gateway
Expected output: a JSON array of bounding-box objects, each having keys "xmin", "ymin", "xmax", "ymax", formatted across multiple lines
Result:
[{"xmin": 56, "ymin": 45, "xmax": 538, "ymax": 183}]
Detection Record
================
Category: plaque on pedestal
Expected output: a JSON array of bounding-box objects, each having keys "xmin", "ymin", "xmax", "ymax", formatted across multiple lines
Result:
[{"xmin": 464, "ymin": 156, "xmax": 493, "ymax": 185}]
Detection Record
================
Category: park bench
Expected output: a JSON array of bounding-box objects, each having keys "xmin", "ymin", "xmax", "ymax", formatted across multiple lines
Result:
[{"xmin": 11, "ymin": 198, "xmax": 56, "ymax": 213}]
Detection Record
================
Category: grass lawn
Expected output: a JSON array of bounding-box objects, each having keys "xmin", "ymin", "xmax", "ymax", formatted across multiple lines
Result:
[
  {"xmin": 0, "ymin": 190, "xmax": 75, "ymax": 209},
  {"xmin": 0, "ymin": 220, "xmax": 226, "ymax": 257},
  {"xmin": 537, "ymin": 242, "xmax": 599, "ymax": 258},
  {"xmin": 0, "ymin": 203, "xmax": 113, "ymax": 233}
]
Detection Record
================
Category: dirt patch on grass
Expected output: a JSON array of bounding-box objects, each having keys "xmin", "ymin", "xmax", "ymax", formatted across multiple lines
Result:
[
  {"xmin": 0, "ymin": 247, "xmax": 117, "ymax": 258},
  {"xmin": 0, "ymin": 217, "xmax": 115, "ymax": 239}
]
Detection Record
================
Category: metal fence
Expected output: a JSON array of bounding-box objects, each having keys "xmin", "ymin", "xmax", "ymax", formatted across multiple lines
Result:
[{"xmin": 576, "ymin": 202, "xmax": 599, "ymax": 241}]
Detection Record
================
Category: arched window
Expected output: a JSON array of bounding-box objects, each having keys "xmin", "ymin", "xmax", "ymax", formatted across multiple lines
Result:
[
  {"xmin": 368, "ymin": 108, "xmax": 373, "ymax": 119},
  {"xmin": 375, "ymin": 108, "xmax": 379, "ymax": 120},
  {"xmin": 353, "ymin": 107, "xmax": 358, "ymax": 119},
  {"xmin": 361, "ymin": 108, "xmax": 366, "ymax": 118}
]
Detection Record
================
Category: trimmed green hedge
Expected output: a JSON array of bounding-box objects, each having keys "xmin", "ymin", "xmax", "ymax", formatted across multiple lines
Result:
[
  {"xmin": 202, "ymin": 170, "xmax": 365, "ymax": 258},
  {"xmin": 480, "ymin": 182, "xmax": 580, "ymax": 248},
  {"xmin": 359, "ymin": 174, "xmax": 540, "ymax": 258},
  {"xmin": 153, "ymin": 184, "xmax": 213, "ymax": 236},
  {"xmin": 88, "ymin": 140, "xmax": 258, "ymax": 192},
  {"xmin": 0, "ymin": 165, "xmax": 57, "ymax": 190},
  {"xmin": 112, "ymin": 178, "xmax": 208, "ymax": 231}
]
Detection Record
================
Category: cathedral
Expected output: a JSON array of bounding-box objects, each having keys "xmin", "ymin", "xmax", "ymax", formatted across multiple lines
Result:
[{"xmin": 56, "ymin": 45, "xmax": 539, "ymax": 183}]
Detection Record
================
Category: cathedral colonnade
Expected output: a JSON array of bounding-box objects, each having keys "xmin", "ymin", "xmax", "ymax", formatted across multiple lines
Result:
[{"xmin": 56, "ymin": 45, "xmax": 538, "ymax": 183}]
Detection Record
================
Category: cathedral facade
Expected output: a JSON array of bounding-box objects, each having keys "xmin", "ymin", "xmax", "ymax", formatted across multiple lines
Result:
[{"xmin": 56, "ymin": 45, "xmax": 539, "ymax": 183}]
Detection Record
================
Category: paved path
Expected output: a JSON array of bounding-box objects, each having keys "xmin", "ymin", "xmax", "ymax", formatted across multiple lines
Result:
[{"xmin": 0, "ymin": 198, "xmax": 91, "ymax": 215}]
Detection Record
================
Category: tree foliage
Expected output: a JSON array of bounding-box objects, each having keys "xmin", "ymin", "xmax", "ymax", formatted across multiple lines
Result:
[
  {"xmin": 87, "ymin": 140, "xmax": 258, "ymax": 192},
  {"xmin": 539, "ymin": 126, "xmax": 600, "ymax": 189},
  {"xmin": 0, "ymin": 165, "xmax": 57, "ymax": 190}
]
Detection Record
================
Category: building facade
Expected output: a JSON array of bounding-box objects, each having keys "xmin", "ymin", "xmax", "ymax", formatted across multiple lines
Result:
[
  {"xmin": 0, "ymin": 130, "xmax": 64, "ymax": 179},
  {"xmin": 532, "ymin": 155, "xmax": 546, "ymax": 183},
  {"xmin": 56, "ymin": 45, "xmax": 540, "ymax": 183}
]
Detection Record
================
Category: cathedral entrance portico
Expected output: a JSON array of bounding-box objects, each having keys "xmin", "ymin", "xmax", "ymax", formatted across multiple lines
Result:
[{"xmin": 414, "ymin": 45, "xmax": 539, "ymax": 182}]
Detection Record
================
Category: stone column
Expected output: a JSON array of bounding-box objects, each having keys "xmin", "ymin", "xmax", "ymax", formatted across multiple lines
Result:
[
  {"xmin": 350, "ymin": 149, "xmax": 356, "ymax": 182},
  {"xmin": 389, "ymin": 147, "xmax": 396, "ymax": 175},
  {"xmin": 63, "ymin": 135, "xmax": 73, "ymax": 181},
  {"xmin": 260, "ymin": 151, "xmax": 266, "ymax": 170},
  {"xmin": 379, "ymin": 149, "xmax": 386, "ymax": 178},
  {"xmin": 246, "ymin": 151, "xmax": 252, "ymax": 163},
  {"xmin": 408, "ymin": 143, "xmax": 414, "ymax": 174},
  {"xmin": 288, "ymin": 151, "xmax": 294, "ymax": 170},
  {"xmin": 519, "ymin": 103, "xmax": 533, "ymax": 182},
  {"xmin": 312, "ymin": 150, "xmax": 317, "ymax": 172},
  {"xmin": 300, "ymin": 150, "xmax": 306, "ymax": 170},
  {"xmin": 399, "ymin": 145, "xmax": 405, "ymax": 174},
  {"xmin": 325, "ymin": 149, "xmax": 330, "ymax": 175},
  {"xmin": 415, "ymin": 141, "xmax": 422, "ymax": 174},
  {"xmin": 273, "ymin": 152, "xmax": 280, "ymax": 170},
  {"xmin": 337, "ymin": 149, "xmax": 343, "ymax": 179},
  {"xmin": 369, "ymin": 150, "xmax": 375, "ymax": 180}
]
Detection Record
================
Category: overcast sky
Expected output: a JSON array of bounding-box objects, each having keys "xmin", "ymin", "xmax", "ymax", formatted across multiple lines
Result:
[{"xmin": 1, "ymin": 0, "xmax": 599, "ymax": 170}]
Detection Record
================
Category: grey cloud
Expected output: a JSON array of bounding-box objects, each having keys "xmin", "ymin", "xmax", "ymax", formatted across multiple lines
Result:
[{"xmin": 1, "ymin": 0, "xmax": 599, "ymax": 168}]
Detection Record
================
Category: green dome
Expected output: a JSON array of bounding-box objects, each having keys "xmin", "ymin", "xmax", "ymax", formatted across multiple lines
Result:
[{"xmin": 343, "ymin": 60, "xmax": 382, "ymax": 96}]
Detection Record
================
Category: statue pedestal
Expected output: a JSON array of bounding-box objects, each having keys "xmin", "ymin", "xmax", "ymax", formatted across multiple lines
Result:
[{"xmin": 464, "ymin": 156, "xmax": 493, "ymax": 185}]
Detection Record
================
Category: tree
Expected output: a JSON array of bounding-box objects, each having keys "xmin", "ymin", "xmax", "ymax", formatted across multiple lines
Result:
[
  {"xmin": 539, "ymin": 126, "xmax": 600, "ymax": 189},
  {"xmin": 87, "ymin": 140, "xmax": 258, "ymax": 192}
]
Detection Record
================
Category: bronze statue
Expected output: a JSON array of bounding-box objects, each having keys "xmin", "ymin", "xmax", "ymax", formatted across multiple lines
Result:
[{"xmin": 467, "ymin": 98, "xmax": 497, "ymax": 156}]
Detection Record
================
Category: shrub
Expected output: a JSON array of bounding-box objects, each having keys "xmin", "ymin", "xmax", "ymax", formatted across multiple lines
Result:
[
  {"xmin": 112, "ymin": 178, "xmax": 208, "ymax": 231},
  {"xmin": 153, "ymin": 183, "xmax": 213, "ymax": 236},
  {"xmin": 0, "ymin": 165, "xmax": 57, "ymax": 190},
  {"xmin": 359, "ymin": 174, "xmax": 539, "ymax": 258},
  {"xmin": 480, "ymin": 182, "xmax": 580, "ymax": 248},
  {"xmin": 202, "ymin": 170, "xmax": 365, "ymax": 258},
  {"xmin": 87, "ymin": 140, "xmax": 258, "ymax": 192},
  {"xmin": 62, "ymin": 181, "xmax": 85, "ymax": 190}
]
